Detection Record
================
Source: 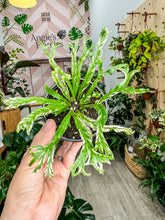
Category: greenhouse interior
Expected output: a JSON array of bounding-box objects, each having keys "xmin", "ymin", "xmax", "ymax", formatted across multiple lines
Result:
[{"xmin": 0, "ymin": 0, "xmax": 165, "ymax": 219}]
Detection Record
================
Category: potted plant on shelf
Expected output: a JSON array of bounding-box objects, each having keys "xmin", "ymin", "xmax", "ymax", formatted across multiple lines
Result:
[
  {"xmin": 129, "ymin": 30, "xmax": 165, "ymax": 69},
  {"xmin": 109, "ymin": 36, "xmax": 124, "ymax": 52},
  {"xmin": 149, "ymin": 109, "xmax": 165, "ymax": 128},
  {"xmin": 4, "ymin": 27, "xmax": 148, "ymax": 177}
]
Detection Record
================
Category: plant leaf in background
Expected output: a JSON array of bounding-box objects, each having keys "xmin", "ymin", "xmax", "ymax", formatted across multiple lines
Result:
[
  {"xmin": 21, "ymin": 24, "xmax": 33, "ymax": 34},
  {"xmin": 58, "ymin": 187, "xmax": 95, "ymax": 220},
  {"xmin": 14, "ymin": 14, "xmax": 27, "ymax": 25},
  {"xmin": 2, "ymin": 16, "xmax": 10, "ymax": 27},
  {"xmin": 69, "ymin": 27, "xmax": 83, "ymax": 40}
]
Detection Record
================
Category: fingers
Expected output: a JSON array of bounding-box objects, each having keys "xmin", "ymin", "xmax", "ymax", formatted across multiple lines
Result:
[
  {"xmin": 22, "ymin": 119, "xmax": 56, "ymax": 166},
  {"xmin": 62, "ymin": 142, "xmax": 83, "ymax": 170},
  {"xmin": 31, "ymin": 119, "xmax": 56, "ymax": 147}
]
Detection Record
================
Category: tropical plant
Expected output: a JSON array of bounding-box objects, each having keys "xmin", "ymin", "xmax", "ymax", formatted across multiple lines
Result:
[
  {"xmin": 104, "ymin": 130, "xmax": 129, "ymax": 158},
  {"xmin": 4, "ymin": 27, "xmax": 148, "ymax": 178},
  {"xmin": 139, "ymin": 135, "xmax": 163, "ymax": 152},
  {"xmin": 109, "ymin": 36, "xmax": 124, "ymax": 51},
  {"xmin": 129, "ymin": 30, "xmax": 165, "ymax": 69},
  {"xmin": 58, "ymin": 187, "xmax": 95, "ymax": 220},
  {"xmin": 149, "ymin": 109, "xmax": 165, "ymax": 126},
  {"xmin": 133, "ymin": 147, "xmax": 165, "ymax": 206},
  {"xmin": 0, "ymin": 58, "xmax": 39, "ymax": 96}
]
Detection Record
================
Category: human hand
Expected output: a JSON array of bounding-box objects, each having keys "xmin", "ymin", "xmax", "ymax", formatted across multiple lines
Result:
[{"xmin": 1, "ymin": 119, "xmax": 82, "ymax": 220}]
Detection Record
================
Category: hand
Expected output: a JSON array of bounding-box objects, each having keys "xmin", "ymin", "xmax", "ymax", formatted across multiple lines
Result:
[{"xmin": 1, "ymin": 119, "xmax": 82, "ymax": 220}]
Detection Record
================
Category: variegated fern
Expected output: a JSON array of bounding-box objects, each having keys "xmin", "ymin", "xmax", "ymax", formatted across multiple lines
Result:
[{"xmin": 4, "ymin": 27, "xmax": 148, "ymax": 177}]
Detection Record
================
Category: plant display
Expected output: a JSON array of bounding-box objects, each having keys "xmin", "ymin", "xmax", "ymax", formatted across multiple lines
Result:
[
  {"xmin": 129, "ymin": 30, "xmax": 165, "ymax": 69},
  {"xmin": 133, "ymin": 146, "xmax": 165, "ymax": 206},
  {"xmin": 0, "ymin": 57, "xmax": 39, "ymax": 96},
  {"xmin": 4, "ymin": 27, "xmax": 147, "ymax": 178},
  {"xmin": 58, "ymin": 187, "xmax": 95, "ymax": 220},
  {"xmin": 104, "ymin": 130, "xmax": 129, "ymax": 158},
  {"xmin": 109, "ymin": 36, "xmax": 124, "ymax": 51},
  {"xmin": 149, "ymin": 109, "xmax": 165, "ymax": 127},
  {"xmin": 139, "ymin": 135, "xmax": 163, "ymax": 152}
]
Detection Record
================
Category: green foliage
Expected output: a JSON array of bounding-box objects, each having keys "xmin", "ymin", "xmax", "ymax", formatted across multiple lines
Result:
[
  {"xmin": 109, "ymin": 36, "xmax": 124, "ymax": 51},
  {"xmin": 108, "ymin": 93, "xmax": 134, "ymax": 125},
  {"xmin": 0, "ymin": 122, "xmax": 42, "ymax": 203},
  {"xmin": 69, "ymin": 27, "xmax": 83, "ymax": 40},
  {"xmin": 14, "ymin": 14, "xmax": 27, "ymax": 25},
  {"xmin": 2, "ymin": 16, "xmax": 10, "ymax": 26},
  {"xmin": 77, "ymin": 0, "xmax": 89, "ymax": 12},
  {"xmin": 104, "ymin": 130, "xmax": 129, "ymax": 157},
  {"xmin": 139, "ymin": 135, "xmax": 163, "ymax": 152},
  {"xmin": 4, "ymin": 27, "xmax": 147, "ymax": 177},
  {"xmin": 129, "ymin": 30, "xmax": 165, "ymax": 69},
  {"xmin": 133, "ymin": 154, "xmax": 165, "ymax": 206},
  {"xmin": 21, "ymin": 23, "xmax": 33, "ymax": 34},
  {"xmin": 58, "ymin": 187, "xmax": 95, "ymax": 220},
  {"xmin": 0, "ymin": 58, "xmax": 39, "ymax": 96}
]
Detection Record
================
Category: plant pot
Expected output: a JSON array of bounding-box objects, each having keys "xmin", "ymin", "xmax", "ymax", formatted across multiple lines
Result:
[
  {"xmin": 45, "ymin": 80, "xmax": 107, "ymax": 142},
  {"xmin": 125, "ymin": 145, "xmax": 147, "ymax": 179},
  {"xmin": 153, "ymin": 120, "xmax": 164, "ymax": 129},
  {"xmin": 142, "ymin": 93, "xmax": 151, "ymax": 100},
  {"xmin": 117, "ymin": 44, "xmax": 124, "ymax": 51}
]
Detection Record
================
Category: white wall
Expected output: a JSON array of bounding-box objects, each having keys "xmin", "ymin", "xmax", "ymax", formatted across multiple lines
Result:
[{"xmin": 89, "ymin": 0, "xmax": 146, "ymax": 91}]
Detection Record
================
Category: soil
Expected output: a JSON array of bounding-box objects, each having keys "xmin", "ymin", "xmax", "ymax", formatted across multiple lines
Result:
[{"xmin": 46, "ymin": 83, "xmax": 104, "ymax": 141}]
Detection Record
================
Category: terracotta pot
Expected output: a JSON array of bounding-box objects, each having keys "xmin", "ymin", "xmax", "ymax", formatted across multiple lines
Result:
[
  {"xmin": 142, "ymin": 93, "xmax": 151, "ymax": 100},
  {"xmin": 153, "ymin": 121, "xmax": 164, "ymax": 128},
  {"xmin": 117, "ymin": 44, "xmax": 124, "ymax": 51}
]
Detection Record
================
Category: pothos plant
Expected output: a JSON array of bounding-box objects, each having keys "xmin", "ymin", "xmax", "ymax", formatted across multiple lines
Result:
[{"xmin": 4, "ymin": 27, "xmax": 148, "ymax": 177}]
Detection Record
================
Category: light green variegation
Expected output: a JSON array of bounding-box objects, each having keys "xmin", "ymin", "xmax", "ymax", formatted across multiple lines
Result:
[{"xmin": 4, "ymin": 27, "xmax": 148, "ymax": 177}]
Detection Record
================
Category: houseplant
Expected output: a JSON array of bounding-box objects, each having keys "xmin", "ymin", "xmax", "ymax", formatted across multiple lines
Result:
[
  {"xmin": 4, "ymin": 27, "xmax": 148, "ymax": 177},
  {"xmin": 109, "ymin": 36, "xmax": 124, "ymax": 52},
  {"xmin": 129, "ymin": 30, "xmax": 165, "ymax": 69},
  {"xmin": 149, "ymin": 109, "xmax": 165, "ymax": 128},
  {"xmin": 133, "ymin": 144, "xmax": 165, "ymax": 206},
  {"xmin": 0, "ymin": 124, "xmax": 95, "ymax": 219}
]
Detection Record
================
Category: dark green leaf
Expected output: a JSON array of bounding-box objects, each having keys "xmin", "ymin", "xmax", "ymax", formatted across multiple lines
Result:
[
  {"xmin": 160, "ymin": 143, "xmax": 165, "ymax": 153},
  {"xmin": 21, "ymin": 24, "xmax": 33, "ymax": 34},
  {"xmin": 2, "ymin": 16, "xmax": 10, "ymax": 27},
  {"xmin": 14, "ymin": 14, "xmax": 27, "ymax": 25},
  {"xmin": 69, "ymin": 27, "xmax": 83, "ymax": 40}
]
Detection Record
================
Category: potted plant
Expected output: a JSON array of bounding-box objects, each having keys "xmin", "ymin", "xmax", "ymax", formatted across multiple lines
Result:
[
  {"xmin": 129, "ymin": 30, "xmax": 165, "ymax": 69},
  {"xmin": 133, "ymin": 142, "xmax": 165, "ymax": 206},
  {"xmin": 109, "ymin": 36, "xmax": 124, "ymax": 52},
  {"xmin": 149, "ymin": 109, "xmax": 165, "ymax": 128},
  {"xmin": 4, "ymin": 27, "xmax": 148, "ymax": 177}
]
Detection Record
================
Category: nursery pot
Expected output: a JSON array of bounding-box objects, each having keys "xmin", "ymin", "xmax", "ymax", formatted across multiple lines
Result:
[{"xmin": 45, "ymin": 80, "xmax": 107, "ymax": 142}]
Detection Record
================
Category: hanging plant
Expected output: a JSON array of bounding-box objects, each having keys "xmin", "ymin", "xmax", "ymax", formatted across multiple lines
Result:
[{"xmin": 129, "ymin": 30, "xmax": 165, "ymax": 69}]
